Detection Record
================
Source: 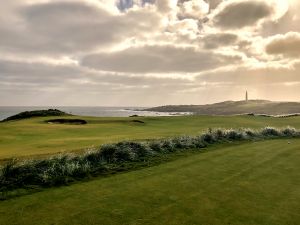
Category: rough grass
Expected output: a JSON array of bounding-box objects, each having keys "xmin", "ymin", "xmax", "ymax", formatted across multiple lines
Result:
[
  {"xmin": 1, "ymin": 115, "xmax": 300, "ymax": 159},
  {"xmin": 0, "ymin": 139, "xmax": 299, "ymax": 225},
  {"xmin": 1, "ymin": 127, "xmax": 298, "ymax": 199}
]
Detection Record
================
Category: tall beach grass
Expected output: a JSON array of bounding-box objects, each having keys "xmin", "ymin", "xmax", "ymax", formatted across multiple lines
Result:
[{"xmin": 1, "ymin": 126, "xmax": 299, "ymax": 199}]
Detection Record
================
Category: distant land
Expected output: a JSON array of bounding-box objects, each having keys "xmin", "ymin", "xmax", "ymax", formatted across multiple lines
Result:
[
  {"xmin": 144, "ymin": 100, "xmax": 300, "ymax": 116},
  {"xmin": 1, "ymin": 109, "xmax": 68, "ymax": 122}
]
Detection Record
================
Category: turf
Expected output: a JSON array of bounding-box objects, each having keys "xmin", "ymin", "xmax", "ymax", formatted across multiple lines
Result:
[
  {"xmin": 0, "ymin": 139, "xmax": 299, "ymax": 225},
  {"xmin": 1, "ymin": 115, "xmax": 300, "ymax": 159}
]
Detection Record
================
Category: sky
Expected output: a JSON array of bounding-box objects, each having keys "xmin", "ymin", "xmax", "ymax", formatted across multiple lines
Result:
[{"xmin": 0, "ymin": 0, "xmax": 300, "ymax": 106}]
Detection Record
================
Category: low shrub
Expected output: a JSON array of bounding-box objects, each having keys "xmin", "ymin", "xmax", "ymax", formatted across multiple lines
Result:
[
  {"xmin": 115, "ymin": 147, "xmax": 137, "ymax": 162},
  {"xmin": 213, "ymin": 129, "xmax": 226, "ymax": 140},
  {"xmin": 1, "ymin": 126, "xmax": 299, "ymax": 197},
  {"xmin": 172, "ymin": 136, "xmax": 196, "ymax": 149},
  {"xmin": 261, "ymin": 127, "xmax": 281, "ymax": 137},
  {"xmin": 224, "ymin": 129, "xmax": 245, "ymax": 140},
  {"xmin": 281, "ymin": 126, "xmax": 298, "ymax": 137},
  {"xmin": 116, "ymin": 142, "xmax": 152, "ymax": 158},
  {"xmin": 244, "ymin": 129, "xmax": 257, "ymax": 138},
  {"xmin": 161, "ymin": 139, "xmax": 176, "ymax": 152},
  {"xmin": 148, "ymin": 141, "xmax": 163, "ymax": 153},
  {"xmin": 201, "ymin": 133, "xmax": 216, "ymax": 144},
  {"xmin": 40, "ymin": 157, "xmax": 91, "ymax": 186},
  {"xmin": 99, "ymin": 144, "xmax": 118, "ymax": 163},
  {"xmin": 82, "ymin": 150, "xmax": 103, "ymax": 165}
]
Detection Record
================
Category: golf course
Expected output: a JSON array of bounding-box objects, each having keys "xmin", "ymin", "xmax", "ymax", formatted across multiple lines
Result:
[
  {"xmin": 1, "ymin": 113, "xmax": 300, "ymax": 225},
  {"xmin": 0, "ymin": 138, "xmax": 299, "ymax": 225},
  {"xmin": 1, "ymin": 114, "xmax": 300, "ymax": 159}
]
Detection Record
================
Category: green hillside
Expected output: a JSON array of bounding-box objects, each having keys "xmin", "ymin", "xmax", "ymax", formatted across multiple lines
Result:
[
  {"xmin": 1, "ymin": 109, "xmax": 68, "ymax": 122},
  {"xmin": 145, "ymin": 100, "xmax": 300, "ymax": 115},
  {"xmin": 1, "ymin": 139, "xmax": 299, "ymax": 225}
]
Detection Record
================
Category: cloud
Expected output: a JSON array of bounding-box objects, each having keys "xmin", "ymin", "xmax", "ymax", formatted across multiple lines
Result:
[
  {"xmin": 202, "ymin": 33, "xmax": 238, "ymax": 49},
  {"xmin": 178, "ymin": 0, "xmax": 223, "ymax": 11},
  {"xmin": 266, "ymin": 32, "xmax": 300, "ymax": 57},
  {"xmin": 155, "ymin": 0, "xmax": 177, "ymax": 14},
  {"xmin": 0, "ymin": 0, "xmax": 299, "ymax": 106},
  {"xmin": 0, "ymin": 59, "xmax": 83, "ymax": 86},
  {"xmin": 0, "ymin": 1, "xmax": 161, "ymax": 55},
  {"xmin": 197, "ymin": 62, "xmax": 300, "ymax": 85},
  {"xmin": 0, "ymin": 58, "xmax": 194, "ymax": 89},
  {"xmin": 212, "ymin": 0, "xmax": 273, "ymax": 29},
  {"xmin": 81, "ymin": 45, "xmax": 242, "ymax": 73},
  {"xmin": 117, "ymin": 0, "xmax": 156, "ymax": 11},
  {"xmin": 177, "ymin": 0, "xmax": 209, "ymax": 19},
  {"xmin": 206, "ymin": 0, "xmax": 223, "ymax": 10},
  {"xmin": 0, "ymin": 58, "xmax": 199, "ymax": 106},
  {"xmin": 167, "ymin": 19, "xmax": 199, "ymax": 37}
]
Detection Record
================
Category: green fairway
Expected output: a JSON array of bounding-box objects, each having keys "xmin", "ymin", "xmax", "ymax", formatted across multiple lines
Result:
[
  {"xmin": 1, "ymin": 115, "xmax": 300, "ymax": 159},
  {"xmin": 0, "ymin": 139, "xmax": 299, "ymax": 225}
]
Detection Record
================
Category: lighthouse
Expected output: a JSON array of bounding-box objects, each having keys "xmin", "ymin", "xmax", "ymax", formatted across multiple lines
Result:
[{"xmin": 245, "ymin": 91, "xmax": 248, "ymax": 101}]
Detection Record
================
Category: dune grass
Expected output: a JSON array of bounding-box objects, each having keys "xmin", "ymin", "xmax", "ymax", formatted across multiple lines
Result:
[
  {"xmin": 2, "ymin": 126, "xmax": 297, "ymax": 197},
  {"xmin": 1, "ymin": 115, "xmax": 300, "ymax": 159},
  {"xmin": 0, "ymin": 139, "xmax": 299, "ymax": 225}
]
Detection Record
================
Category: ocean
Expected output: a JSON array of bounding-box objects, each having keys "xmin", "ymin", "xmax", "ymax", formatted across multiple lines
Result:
[{"xmin": 0, "ymin": 106, "xmax": 186, "ymax": 120}]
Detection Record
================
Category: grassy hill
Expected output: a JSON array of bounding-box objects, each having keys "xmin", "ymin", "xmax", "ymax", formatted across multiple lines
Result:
[
  {"xmin": 145, "ymin": 100, "xmax": 300, "ymax": 115},
  {"xmin": 1, "ymin": 139, "xmax": 299, "ymax": 225},
  {"xmin": 1, "ymin": 115, "xmax": 300, "ymax": 159},
  {"xmin": 1, "ymin": 109, "xmax": 68, "ymax": 122}
]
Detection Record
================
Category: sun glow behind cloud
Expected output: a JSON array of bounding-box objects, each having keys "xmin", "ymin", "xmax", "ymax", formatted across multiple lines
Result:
[{"xmin": 274, "ymin": 0, "xmax": 290, "ymax": 19}]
